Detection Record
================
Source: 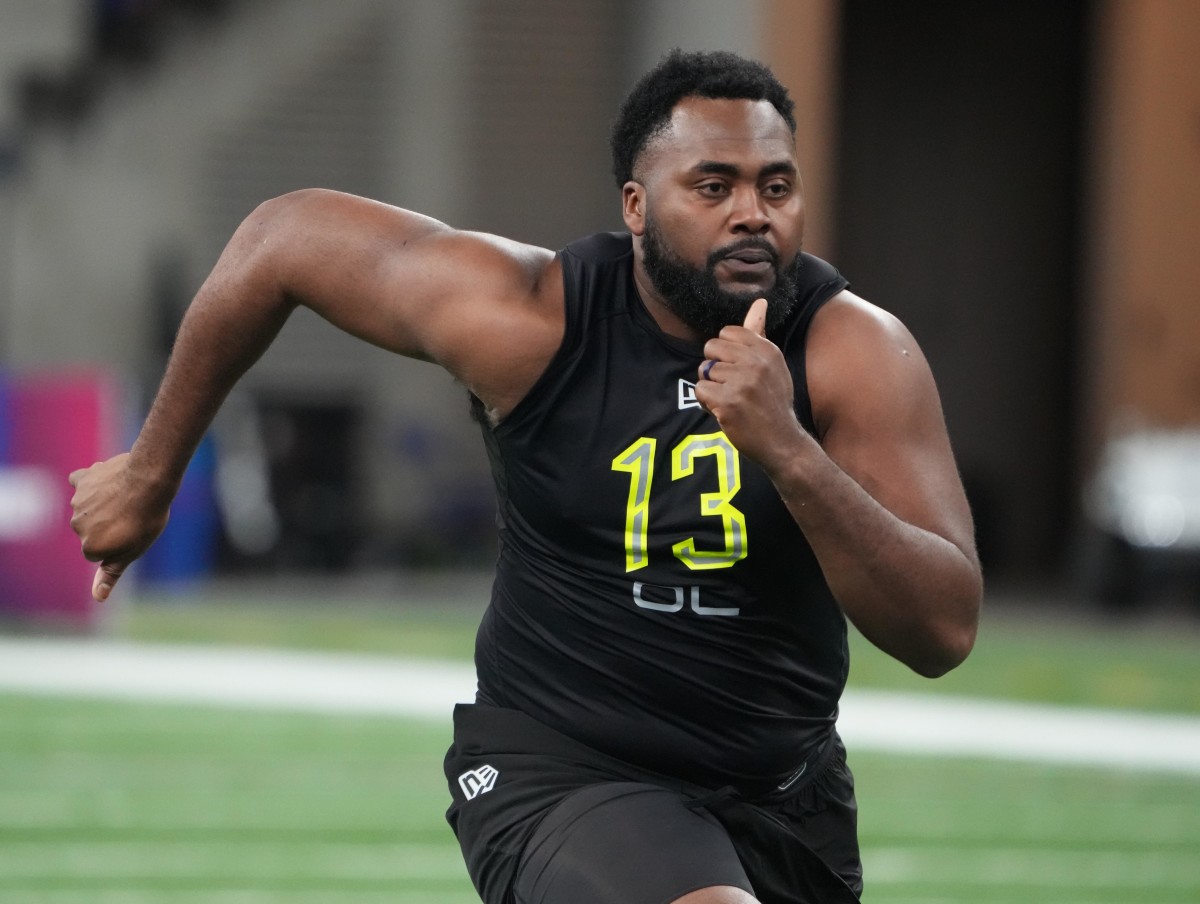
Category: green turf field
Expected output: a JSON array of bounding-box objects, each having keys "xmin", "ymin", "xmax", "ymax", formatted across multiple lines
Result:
[
  {"xmin": 3, "ymin": 588, "xmax": 1199, "ymax": 902},
  {"xmin": 4, "ymin": 695, "xmax": 1198, "ymax": 903}
]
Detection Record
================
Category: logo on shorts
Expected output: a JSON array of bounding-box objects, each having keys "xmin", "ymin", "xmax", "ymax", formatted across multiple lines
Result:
[
  {"xmin": 777, "ymin": 761, "xmax": 807, "ymax": 791},
  {"xmin": 458, "ymin": 764, "xmax": 499, "ymax": 800}
]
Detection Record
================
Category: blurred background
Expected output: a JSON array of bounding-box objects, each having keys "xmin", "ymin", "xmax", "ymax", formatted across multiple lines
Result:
[
  {"xmin": 1, "ymin": 0, "xmax": 1199, "ymax": 627},
  {"xmin": 2, "ymin": 5, "xmax": 1199, "ymax": 903}
]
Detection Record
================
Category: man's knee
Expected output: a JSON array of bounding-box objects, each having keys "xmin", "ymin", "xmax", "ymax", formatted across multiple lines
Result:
[{"xmin": 671, "ymin": 885, "xmax": 759, "ymax": 904}]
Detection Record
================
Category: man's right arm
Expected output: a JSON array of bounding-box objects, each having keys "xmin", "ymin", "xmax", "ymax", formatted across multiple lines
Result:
[{"xmin": 69, "ymin": 188, "xmax": 562, "ymax": 600}]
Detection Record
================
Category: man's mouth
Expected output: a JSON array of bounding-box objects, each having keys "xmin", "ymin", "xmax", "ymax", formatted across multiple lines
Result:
[
  {"xmin": 719, "ymin": 247, "xmax": 775, "ymax": 279},
  {"xmin": 726, "ymin": 248, "xmax": 773, "ymax": 264}
]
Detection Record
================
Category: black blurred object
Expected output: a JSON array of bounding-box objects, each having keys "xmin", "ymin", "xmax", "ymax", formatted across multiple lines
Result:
[
  {"xmin": 94, "ymin": 0, "xmax": 230, "ymax": 66},
  {"xmin": 17, "ymin": 65, "xmax": 100, "ymax": 127},
  {"xmin": 241, "ymin": 399, "xmax": 364, "ymax": 573}
]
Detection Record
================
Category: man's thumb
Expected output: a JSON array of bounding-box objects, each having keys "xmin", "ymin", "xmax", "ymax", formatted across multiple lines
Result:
[
  {"xmin": 93, "ymin": 562, "xmax": 125, "ymax": 602},
  {"xmin": 743, "ymin": 298, "xmax": 767, "ymax": 337}
]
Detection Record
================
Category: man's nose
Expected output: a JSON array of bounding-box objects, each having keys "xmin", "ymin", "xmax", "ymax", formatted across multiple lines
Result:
[{"xmin": 728, "ymin": 188, "xmax": 770, "ymax": 234}]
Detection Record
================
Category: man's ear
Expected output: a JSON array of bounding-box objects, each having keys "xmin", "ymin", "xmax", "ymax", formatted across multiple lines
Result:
[{"xmin": 621, "ymin": 181, "xmax": 646, "ymax": 236}]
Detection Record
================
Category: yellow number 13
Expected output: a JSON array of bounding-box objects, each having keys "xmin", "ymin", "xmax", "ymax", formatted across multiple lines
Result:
[{"xmin": 611, "ymin": 432, "xmax": 748, "ymax": 572}]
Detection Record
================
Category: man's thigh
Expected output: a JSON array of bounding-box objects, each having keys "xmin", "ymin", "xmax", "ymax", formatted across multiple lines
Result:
[{"xmin": 513, "ymin": 782, "xmax": 755, "ymax": 904}]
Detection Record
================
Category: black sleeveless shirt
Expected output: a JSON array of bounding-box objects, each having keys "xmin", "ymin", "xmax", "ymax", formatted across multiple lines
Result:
[{"xmin": 473, "ymin": 232, "xmax": 851, "ymax": 792}]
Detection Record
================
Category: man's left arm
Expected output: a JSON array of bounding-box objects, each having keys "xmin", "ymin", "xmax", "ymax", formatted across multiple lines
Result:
[{"xmin": 696, "ymin": 294, "xmax": 983, "ymax": 678}]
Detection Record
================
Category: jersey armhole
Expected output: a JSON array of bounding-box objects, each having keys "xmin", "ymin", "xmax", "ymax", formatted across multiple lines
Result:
[
  {"xmin": 789, "ymin": 272, "xmax": 849, "ymax": 437},
  {"xmin": 485, "ymin": 248, "xmax": 587, "ymax": 438}
]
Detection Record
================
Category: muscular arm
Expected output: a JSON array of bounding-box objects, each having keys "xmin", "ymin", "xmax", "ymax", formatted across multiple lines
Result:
[
  {"xmin": 695, "ymin": 296, "xmax": 982, "ymax": 678},
  {"xmin": 69, "ymin": 189, "xmax": 562, "ymax": 599}
]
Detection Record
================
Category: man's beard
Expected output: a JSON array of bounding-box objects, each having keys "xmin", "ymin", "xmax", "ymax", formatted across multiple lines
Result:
[{"xmin": 641, "ymin": 215, "xmax": 803, "ymax": 339}]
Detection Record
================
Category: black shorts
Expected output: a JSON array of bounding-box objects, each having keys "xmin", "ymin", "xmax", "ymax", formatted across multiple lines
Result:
[{"xmin": 444, "ymin": 703, "xmax": 862, "ymax": 904}]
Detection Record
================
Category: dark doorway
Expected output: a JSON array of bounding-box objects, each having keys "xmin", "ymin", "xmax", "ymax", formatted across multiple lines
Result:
[{"xmin": 835, "ymin": 1, "xmax": 1091, "ymax": 582}]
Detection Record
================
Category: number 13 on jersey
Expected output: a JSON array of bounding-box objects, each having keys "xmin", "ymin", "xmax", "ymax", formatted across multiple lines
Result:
[{"xmin": 611, "ymin": 432, "xmax": 748, "ymax": 572}]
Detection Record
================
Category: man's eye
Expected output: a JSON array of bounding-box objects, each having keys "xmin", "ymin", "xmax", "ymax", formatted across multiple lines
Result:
[
  {"xmin": 698, "ymin": 182, "xmax": 727, "ymax": 195},
  {"xmin": 763, "ymin": 182, "xmax": 791, "ymax": 197}
]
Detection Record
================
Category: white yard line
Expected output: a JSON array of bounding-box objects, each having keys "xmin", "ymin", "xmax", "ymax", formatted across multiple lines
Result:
[
  {"xmin": 0, "ymin": 637, "xmax": 469, "ymax": 719},
  {"xmin": 838, "ymin": 689, "xmax": 1200, "ymax": 775},
  {"xmin": 2, "ymin": 636, "xmax": 1199, "ymax": 776}
]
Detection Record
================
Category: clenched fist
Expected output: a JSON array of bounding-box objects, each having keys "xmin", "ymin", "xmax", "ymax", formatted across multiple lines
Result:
[{"xmin": 68, "ymin": 453, "xmax": 172, "ymax": 601}]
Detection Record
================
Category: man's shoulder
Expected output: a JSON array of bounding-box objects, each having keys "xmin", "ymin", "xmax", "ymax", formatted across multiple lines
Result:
[
  {"xmin": 796, "ymin": 252, "xmax": 847, "ymax": 297},
  {"xmin": 561, "ymin": 231, "xmax": 634, "ymax": 264}
]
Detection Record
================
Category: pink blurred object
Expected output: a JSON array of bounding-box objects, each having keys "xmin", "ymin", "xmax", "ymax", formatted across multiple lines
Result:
[{"xmin": 0, "ymin": 370, "xmax": 120, "ymax": 630}]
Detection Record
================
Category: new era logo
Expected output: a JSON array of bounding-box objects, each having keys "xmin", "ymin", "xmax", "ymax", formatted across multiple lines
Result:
[
  {"xmin": 678, "ymin": 379, "xmax": 700, "ymax": 410},
  {"xmin": 458, "ymin": 765, "xmax": 499, "ymax": 801}
]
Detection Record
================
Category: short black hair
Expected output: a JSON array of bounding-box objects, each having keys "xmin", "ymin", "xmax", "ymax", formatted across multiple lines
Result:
[{"xmin": 610, "ymin": 49, "xmax": 797, "ymax": 188}]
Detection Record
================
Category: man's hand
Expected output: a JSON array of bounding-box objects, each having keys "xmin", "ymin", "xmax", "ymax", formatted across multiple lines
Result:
[
  {"xmin": 68, "ymin": 454, "xmax": 171, "ymax": 601},
  {"xmin": 693, "ymin": 298, "xmax": 809, "ymax": 473}
]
